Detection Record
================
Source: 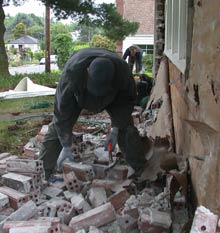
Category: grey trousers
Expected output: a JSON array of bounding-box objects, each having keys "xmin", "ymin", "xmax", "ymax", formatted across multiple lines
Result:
[{"xmin": 38, "ymin": 122, "xmax": 62, "ymax": 179}]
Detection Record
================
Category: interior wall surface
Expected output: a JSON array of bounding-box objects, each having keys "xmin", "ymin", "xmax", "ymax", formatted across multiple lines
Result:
[{"xmin": 169, "ymin": 0, "xmax": 220, "ymax": 213}]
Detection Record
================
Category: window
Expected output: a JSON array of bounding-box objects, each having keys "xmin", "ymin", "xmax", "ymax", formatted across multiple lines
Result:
[
  {"xmin": 137, "ymin": 44, "xmax": 154, "ymax": 55},
  {"xmin": 164, "ymin": 0, "xmax": 187, "ymax": 73}
]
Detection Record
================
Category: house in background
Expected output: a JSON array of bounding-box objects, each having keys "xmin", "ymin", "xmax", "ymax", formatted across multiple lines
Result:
[
  {"xmin": 116, "ymin": 0, "xmax": 154, "ymax": 56},
  {"xmin": 6, "ymin": 35, "xmax": 40, "ymax": 53}
]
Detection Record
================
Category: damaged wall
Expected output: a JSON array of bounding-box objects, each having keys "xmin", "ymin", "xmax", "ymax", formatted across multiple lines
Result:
[{"xmin": 169, "ymin": 0, "xmax": 220, "ymax": 213}]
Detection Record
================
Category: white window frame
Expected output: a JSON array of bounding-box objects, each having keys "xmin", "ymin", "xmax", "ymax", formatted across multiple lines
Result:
[{"xmin": 164, "ymin": 0, "xmax": 187, "ymax": 73}]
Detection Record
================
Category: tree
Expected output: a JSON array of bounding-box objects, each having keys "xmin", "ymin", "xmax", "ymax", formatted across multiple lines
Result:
[
  {"xmin": 90, "ymin": 34, "xmax": 116, "ymax": 51},
  {"xmin": 13, "ymin": 22, "xmax": 26, "ymax": 38},
  {"xmin": 0, "ymin": 0, "xmax": 139, "ymax": 78}
]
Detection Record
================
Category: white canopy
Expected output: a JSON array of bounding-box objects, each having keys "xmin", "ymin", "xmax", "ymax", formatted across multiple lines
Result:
[{"xmin": 0, "ymin": 77, "xmax": 56, "ymax": 99}]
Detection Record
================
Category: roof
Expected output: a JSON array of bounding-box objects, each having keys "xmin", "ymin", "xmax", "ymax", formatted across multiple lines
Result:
[{"xmin": 8, "ymin": 35, "xmax": 38, "ymax": 45}]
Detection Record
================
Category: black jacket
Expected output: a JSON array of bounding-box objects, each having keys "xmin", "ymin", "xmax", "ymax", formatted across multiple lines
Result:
[{"xmin": 53, "ymin": 48, "xmax": 136, "ymax": 147}]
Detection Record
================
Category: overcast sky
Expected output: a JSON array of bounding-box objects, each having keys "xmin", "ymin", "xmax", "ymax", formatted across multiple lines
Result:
[{"xmin": 4, "ymin": 0, "xmax": 115, "ymax": 18}]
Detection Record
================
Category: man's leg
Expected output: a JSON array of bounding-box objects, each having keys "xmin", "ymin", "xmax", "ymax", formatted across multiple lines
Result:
[
  {"xmin": 118, "ymin": 126, "xmax": 146, "ymax": 172},
  {"xmin": 38, "ymin": 122, "xmax": 62, "ymax": 179},
  {"xmin": 106, "ymin": 100, "xmax": 146, "ymax": 173}
]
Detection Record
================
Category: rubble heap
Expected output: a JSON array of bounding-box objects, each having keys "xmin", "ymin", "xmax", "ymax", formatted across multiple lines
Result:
[{"xmin": 0, "ymin": 113, "xmax": 216, "ymax": 233}]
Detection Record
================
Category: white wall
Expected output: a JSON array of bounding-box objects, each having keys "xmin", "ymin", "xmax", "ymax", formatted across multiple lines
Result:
[{"xmin": 122, "ymin": 34, "xmax": 154, "ymax": 54}]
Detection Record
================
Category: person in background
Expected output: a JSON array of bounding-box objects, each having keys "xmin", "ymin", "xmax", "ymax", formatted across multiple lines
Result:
[
  {"xmin": 39, "ymin": 47, "xmax": 148, "ymax": 180},
  {"xmin": 123, "ymin": 45, "xmax": 143, "ymax": 74}
]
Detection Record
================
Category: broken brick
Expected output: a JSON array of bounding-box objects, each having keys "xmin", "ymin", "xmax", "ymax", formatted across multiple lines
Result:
[
  {"xmin": 0, "ymin": 193, "xmax": 9, "ymax": 210},
  {"xmin": 63, "ymin": 162, "xmax": 94, "ymax": 181},
  {"xmin": 107, "ymin": 165, "xmax": 128, "ymax": 180},
  {"xmin": 108, "ymin": 188, "xmax": 130, "ymax": 211},
  {"xmin": 138, "ymin": 208, "xmax": 172, "ymax": 233},
  {"xmin": 190, "ymin": 206, "xmax": 218, "ymax": 233},
  {"xmin": 88, "ymin": 187, "xmax": 107, "ymax": 208},
  {"xmin": 117, "ymin": 214, "xmax": 138, "ymax": 233},
  {"xmin": 70, "ymin": 193, "xmax": 91, "ymax": 214},
  {"xmin": 0, "ymin": 186, "xmax": 29, "ymax": 210},
  {"xmin": 69, "ymin": 203, "xmax": 116, "ymax": 232}
]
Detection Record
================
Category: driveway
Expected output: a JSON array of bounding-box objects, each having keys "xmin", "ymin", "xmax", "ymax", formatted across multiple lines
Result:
[{"xmin": 9, "ymin": 64, "xmax": 59, "ymax": 75}]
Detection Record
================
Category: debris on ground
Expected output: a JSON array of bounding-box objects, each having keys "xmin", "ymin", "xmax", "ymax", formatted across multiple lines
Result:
[{"xmin": 0, "ymin": 111, "xmax": 215, "ymax": 233}]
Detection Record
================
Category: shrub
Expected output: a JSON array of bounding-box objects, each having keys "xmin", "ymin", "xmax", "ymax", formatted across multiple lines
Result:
[
  {"xmin": 142, "ymin": 54, "xmax": 153, "ymax": 73},
  {"xmin": 54, "ymin": 33, "xmax": 73, "ymax": 70},
  {"xmin": 90, "ymin": 35, "xmax": 116, "ymax": 51}
]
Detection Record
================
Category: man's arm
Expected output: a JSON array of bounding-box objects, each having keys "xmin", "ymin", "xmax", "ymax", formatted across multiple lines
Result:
[{"xmin": 54, "ymin": 69, "xmax": 81, "ymax": 148}]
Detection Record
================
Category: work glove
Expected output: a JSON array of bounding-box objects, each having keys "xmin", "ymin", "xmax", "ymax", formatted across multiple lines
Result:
[
  {"xmin": 56, "ymin": 147, "xmax": 74, "ymax": 172},
  {"xmin": 104, "ymin": 127, "xmax": 118, "ymax": 152}
]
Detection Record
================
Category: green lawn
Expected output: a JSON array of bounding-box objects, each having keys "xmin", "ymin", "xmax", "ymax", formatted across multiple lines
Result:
[{"xmin": 0, "ymin": 96, "xmax": 54, "ymax": 155}]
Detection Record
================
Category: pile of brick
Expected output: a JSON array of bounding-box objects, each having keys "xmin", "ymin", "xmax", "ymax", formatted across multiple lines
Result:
[{"xmin": 0, "ymin": 123, "xmax": 192, "ymax": 233}]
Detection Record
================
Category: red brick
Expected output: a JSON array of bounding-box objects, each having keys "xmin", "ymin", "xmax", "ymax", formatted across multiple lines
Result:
[
  {"xmin": 63, "ymin": 171, "xmax": 82, "ymax": 192},
  {"xmin": 108, "ymin": 188, "xmax": 130, "ymax": 211},
  {"xmin": 57, "ymin": 202, "xmax": 76, "ymax": 224},
  {"xmin": 69, "ymin": 203, "xmax": 116, "ymax": 231},
  {"xmin": 0, "ymin": 186, "xmax": 29, "ymax": 210}
]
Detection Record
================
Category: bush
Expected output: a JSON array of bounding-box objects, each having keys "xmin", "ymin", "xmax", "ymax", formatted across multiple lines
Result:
[
  {"xmin": 142, "ymin": 54, "xmax": 153, "ymax": 73},
  {"xmin": 90, "ymin": 35, "xmax": 116, "ymax": 51},
  {"xmin": 72, "ymin": 43, "xmax": 90, "ymax": 53},
  {"xmin": 34, "ymin": 50, "xmax": 45, "ymax": 61},
  {"xmin": 54, "ymin": 33, "xmax": 73, "ymax": 70}
]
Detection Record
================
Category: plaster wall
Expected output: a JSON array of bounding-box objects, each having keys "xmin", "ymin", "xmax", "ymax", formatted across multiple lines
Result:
[{"xmin": 169, "ymin": 0, "xmax": 220, "ymax": 213}]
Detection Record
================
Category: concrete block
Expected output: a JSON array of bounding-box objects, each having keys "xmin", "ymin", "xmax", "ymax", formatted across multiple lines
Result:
[
  {"xmin": 0, "ymin": 200, "xmax": 38, "ymax": 231},
  {"xmin": 92, "ymin": 164, "xmax": 108, "ymax": 179},
  {"xmin": 0, "ymin": 186, "xmax": 29, "ymax": 210},
  {"xmin": 0, "ymin": 193, "xmax": 9, "ymax": 210},
  {"xmin": 117, "ymin": 214, "xmax": 137, "ymax": 233},
  {"xmin": 0, "ymin": 156, "xmax": 18, "ymax": 165},
  {"xmin": 1, "ymin": 172, "xmax": 34, "ymax": 193},
  {"xmin": 70, "ymin": 193, "xmax": 91, "ymax": 214},
  {"xmin": 93, "ymin": 147, "xmax": 110, "ymax": 164},
  {"xmin": 108, "ymin": 188, "xmax": 130, "ymax": 211},
  {"xmin": 138, "ymin": 208, "xmax": 172, "ymax": 233},
  {"xmin": 0, "ymin": 153, "xmax": 11, "ymax": 160},
  {"xmin": 63, "ymin": 162, "xmax": 94, "ymax": 181},
  {"xmin": 57, "ymin": 202, "xmax": 76, "ymax": 224},
  {"xmin": 89, "ymin": 226, "xmax": 104, "ymax": 233},
  {"xmin": 69, "ymin": 203, "xmax": 116, "ymax": 231},
  {"xmin": 6, "ymin": 159, "xmax": 43, "ymax": 174},
  {"xmin": 63, "ymin": 171, "xmax": 82, "ymax": 192},
  {"xmin": 107, "ymin": 166, "xmax": 128, "ymax": 180},
  {"xmin": 88, "ymin": 187, "xmax": 107, "ymax": 208},
  {"xmin": 190, "ymin": 206, "xmax": 218, "ymax": 233},
  {"xmin": 42, "ymin": 186, "xmax": 63, "ymax": 198}
]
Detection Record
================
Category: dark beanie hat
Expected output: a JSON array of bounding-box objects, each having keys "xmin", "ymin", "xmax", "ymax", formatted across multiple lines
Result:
[{"xmin": 87, "ymin": 57, "xmax": 115, "ymax": 96}]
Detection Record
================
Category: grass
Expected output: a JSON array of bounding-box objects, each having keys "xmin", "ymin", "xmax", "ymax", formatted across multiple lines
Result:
[
  {"xmin": 0, "ymin": 73, "xmax": 58, "ymax": 155},
  {"xmin": 0, "ymin": 96, "xmax": 54, "ymax": 154}
]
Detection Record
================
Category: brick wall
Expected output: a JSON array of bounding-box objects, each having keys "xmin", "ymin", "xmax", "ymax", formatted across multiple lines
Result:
[{"xmin": 123, "ymin": 0, "xmax": 155, "ymax": 34}]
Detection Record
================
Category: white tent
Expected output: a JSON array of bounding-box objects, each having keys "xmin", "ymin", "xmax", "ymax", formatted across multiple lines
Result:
[{"xmin": 0, "ymin": 77, "xmax": 56, "ymax": 99}]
